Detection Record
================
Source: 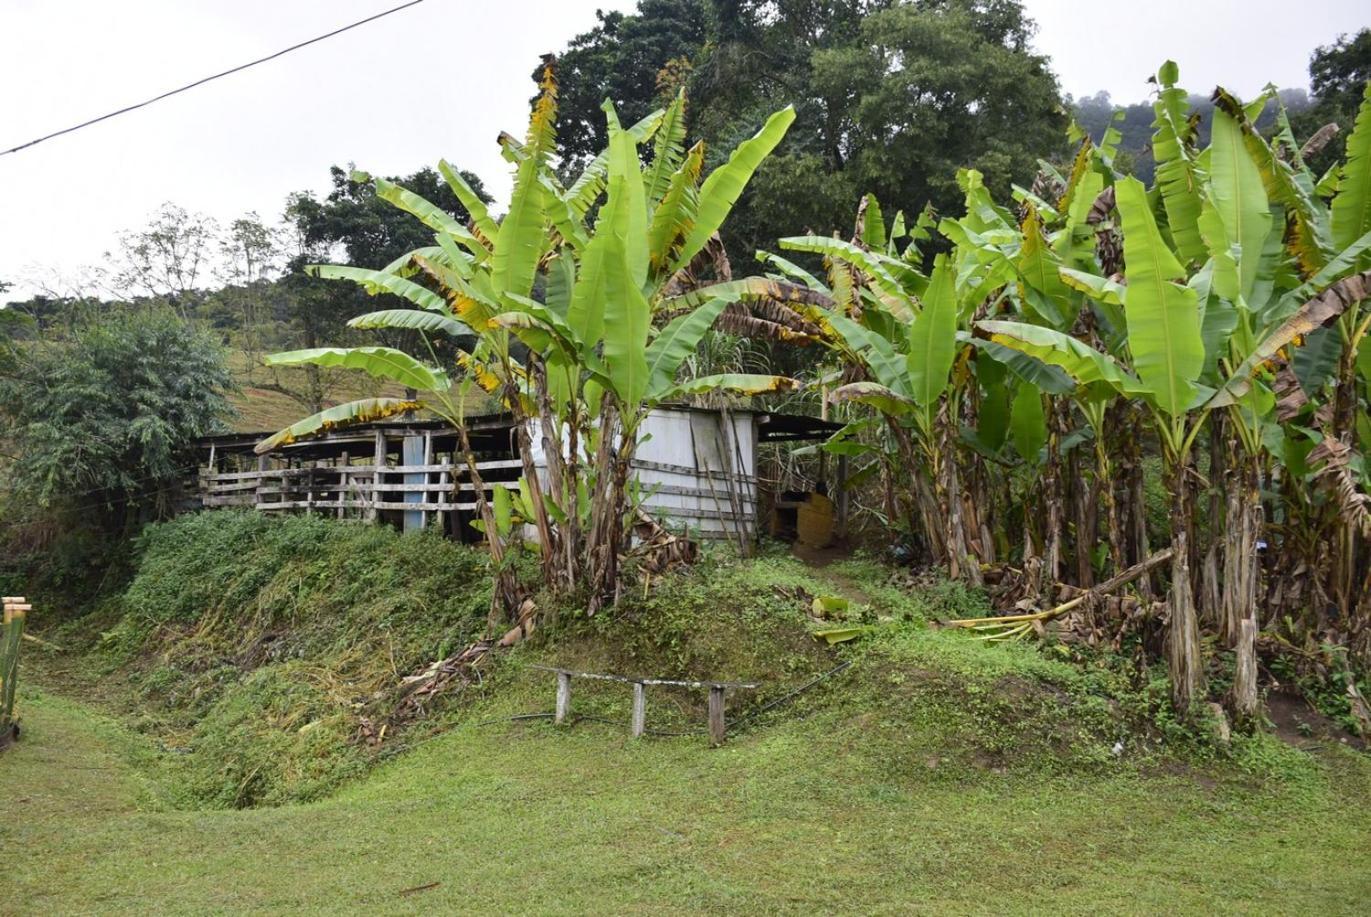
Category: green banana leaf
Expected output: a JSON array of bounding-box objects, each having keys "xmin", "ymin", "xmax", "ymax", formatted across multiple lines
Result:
[
  {"xmin": 1208, "ymin": 106, "xmax": 1271, "ymax": 300},
  {"xmin": 644, "ymin": 90, "xmax": 688, "ymax": 205},
  {"xmin": 755, "ymin": 250, "xmax": 826, "ymax": 290},
  {"xmin": 779, "ymin": 235, "xmax": 907, "ymax": 301},
  {"xmin": 308, "ymin": 264, "xmax": 447, "ymax": 312},
  {"xmin": 671, "ymin": 106, "xmax": 796, "ymax": 276},
  {"xmin": 1115, "ymin": 176, "xmax": 1204, "ymax": 417},
  {"xmin": 1150, "ymin": 61, "xmax": 1208, "ymax": 265},
  {"xmin": 492, "ymin": 105, "xmax": 547, "ymax": 300},
  {"xmin": 1010, "ymin": 383, "xmax": 1047, "ymax": 464},
  {"xmin": 604, "ymin": 101, "xmax": 648, "ymax": 288},
  {"xmin": 647, "ymin": 141, "xmax": 704, "ymax": 273},
  {"xmin": 906, "ymin": 255, "xmax": 959, "ymax": 408},
  {"xmin": 645, "ymin": 296, "xmax": 732, "ymax": 397},
  {"xmin": 1017, "ymin": 206, "xmax": 1072, "ymax": 326},
  {"xmin": 347, "ymin": 309, "xmax": 472, "ymax": 339},
  {"xmin": 1058, "ymin": 267, "xmax": 1125, "ymax": 306},
  {"xmin": 439, "ymin": 159, "xmax": 498, "ymax": 243},
  {"xmin": 600, "ymin": 180, "xmax": 650, "ymax": 407},
  {"xmin": 825, "ymin": 311, "xmax": 909, "ymax": 396},
  {"xmin": 371, "ymin": 176, "xmax": 480, "ymax": 252},
  {"xmin": 264, "ymin": 346, "xmax": 447, "ymax": 392},
  {"xmin": 969, "ymin": 338, "xmax": 1076, "ymax": 395},
  {"xmin": 860, "ymin": 193, "xmax": 886, "ymax": 249},
  {"xmin": 978, "ymin": 320, "xmax": 1143, "ymax": 394},
  {"xmin": 1331, "ymin": 83, "xmax": 1371, "ymax": 255}
]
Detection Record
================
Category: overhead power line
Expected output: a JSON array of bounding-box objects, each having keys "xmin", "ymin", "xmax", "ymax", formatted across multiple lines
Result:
[{"xmin": 0, "ymin": 0, "xmax": 425, "ymax": 158}]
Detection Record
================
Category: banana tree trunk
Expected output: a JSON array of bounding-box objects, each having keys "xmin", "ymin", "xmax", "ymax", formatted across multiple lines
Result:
[
  {"xmin": 532, "ymin": 362, "xmax": 580, "ymax": 593},
  {"xmin": 1096, "ymin": 422, "xmax": 1125, "ymax": 579},
  {"xmin": 586, "ymin": 403, "xmax": 635, "ymax": 615},
  {"xmin": 1043, "ymin": 399, "xmax": 1068, "ymax": 583},
  {"xmin": 507, "ymin": 380, "xmax": 558, "ymax": 591},
  {"xmin": 1220, "ymin": 436, "xmax": 1262, "ymax": 648},
  {"xmin": 935, "ymin": 404, "xmax": 981, "ymax": 586},
  {"xmin": 892, "ymin": 422, "xmax": 944, "ymax": 564},
  {"xmin": 1123, "ymin": 407, "xmax": 1154, "ymax": 603},
  {"xmin": 454, "ymin": 423, "xmax": 524, "ymax": 627},
  {"xmin": 1073, "ymin": 444, "xmax": 1096, "ymax": 587},
  {"xmin": 1166, "ymin": 457, "xmax": 1205, "ymax": 713},
  {"xmin": 1330, "ymin": 338, "xmax": 1362, "ymax": 620}
]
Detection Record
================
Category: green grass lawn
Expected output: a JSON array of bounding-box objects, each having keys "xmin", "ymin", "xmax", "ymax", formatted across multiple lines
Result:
[
  {"xmin": 6, "ymin": 678, "xmax": 1370, "ymax": 915},
  {"xmin": 9, "ymin": 523, "xmax": 1370, "ymax": 915}
]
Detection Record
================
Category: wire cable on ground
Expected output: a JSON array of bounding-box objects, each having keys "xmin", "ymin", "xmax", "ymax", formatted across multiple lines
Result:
[{"xmin": 1, "ymin": 0, "xmax": 425, "ymax": 158}]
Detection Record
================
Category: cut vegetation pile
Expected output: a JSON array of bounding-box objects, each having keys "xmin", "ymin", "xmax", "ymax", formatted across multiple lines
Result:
[{"xmin": 47, "ymin": 511, "xmax": 492, "ymax": 807}]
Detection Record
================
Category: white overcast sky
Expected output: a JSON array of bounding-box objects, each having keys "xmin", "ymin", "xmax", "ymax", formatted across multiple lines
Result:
[{"xmin": 2, "ymin": 0, "xmax": 1368, "ymax": 300}]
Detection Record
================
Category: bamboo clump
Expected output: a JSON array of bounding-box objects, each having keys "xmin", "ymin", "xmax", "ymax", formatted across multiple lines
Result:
[{"xmin": 1, "ymin": 596, "xmax": 30, "ymax": 742}]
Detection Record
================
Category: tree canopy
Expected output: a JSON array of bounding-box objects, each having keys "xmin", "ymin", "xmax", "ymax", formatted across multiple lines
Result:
[
  {"xmin": 552, "ymin": 0, "xmax": 1066, "ymax": 261},
  {"xmin": 0, "ymin": 309, "xmax": 234, "ymax": 526}
]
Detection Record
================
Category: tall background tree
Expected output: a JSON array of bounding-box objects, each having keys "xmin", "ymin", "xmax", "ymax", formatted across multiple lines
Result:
[
  {"xmin": 1292, "ymin": 28, "xmax": 1371, "ymax": 174},
  {"xmin": 0, "ymin": 309, "xmax": 234, "ymax": 531},
  {"xmin": 550, "ymin": 0, "xmax": 1066, "ymax": 261}
]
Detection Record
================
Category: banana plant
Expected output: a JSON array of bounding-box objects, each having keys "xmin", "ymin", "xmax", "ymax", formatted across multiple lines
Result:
[
  {"xmin": 982, "ymin": 71, "xmax": 1371, "ymax": 710},
  {"xmin": 259, "ymin": 60, "xmax": 798, "ymax": 617}
]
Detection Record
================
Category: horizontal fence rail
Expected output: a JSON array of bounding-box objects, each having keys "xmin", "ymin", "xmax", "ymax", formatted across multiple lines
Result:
[{"xmin": 198, "ymin": 455, "xmax": 760, "ymax": 539}]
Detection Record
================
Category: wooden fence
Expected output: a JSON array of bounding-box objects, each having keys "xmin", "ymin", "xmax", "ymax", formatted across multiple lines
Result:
[
  {"xmin": 533, "ymin": 665, "xmax": 758, "ymax": 746},
  {"xmin": 199, "ymin": 453, "xmax": 759, "ymax": 540}
]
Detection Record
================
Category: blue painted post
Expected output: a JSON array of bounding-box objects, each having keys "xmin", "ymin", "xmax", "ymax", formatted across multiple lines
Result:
[{"xmin": 403, "ymin": 434, "xmax": 425, "ymax": 532}]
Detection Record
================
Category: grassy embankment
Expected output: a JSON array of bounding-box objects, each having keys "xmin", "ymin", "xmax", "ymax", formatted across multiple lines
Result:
[{"xmin": 4, "ymin": 511, "xmax": 1370, "ymax": 914}]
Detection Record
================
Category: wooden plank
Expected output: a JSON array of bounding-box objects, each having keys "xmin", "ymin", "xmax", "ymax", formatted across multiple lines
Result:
[
  {"xmin": 256, "ymin": 500, "xmax": 477, "ymax": 512},
  {"xmin": 337, "ymin": 450, "xmax": 350, "ymax": 519},
  {"xmin": 640, "ymin": 482, "xmax": 762, "ymax": 501},
  {"xmin": 708, "ymin": 686, "xmax": 726, "ymax": 747},
  {"xmin": 529, "ymin": 666, "xmax": 757, "ymax": 689},
  {"xmin": 421, "ymin": 433, "xmax": 434, "ymax": 529},
  {"xmin": 254, "ymin": 454, "xmax": 270, "ymax": 508},
  {"xmin": 631, "ymin": 682, "xmax": 646, "ymax": 739},
  {"xmin": 630, "ymin": 458, "xmax": 757, "ymax": 484},
  {"xmin": 369, "ymin": 431, "xmax": 386, "ymax": 522},
  {"xmin": 639, "ymin": 504, "xmax": 755, "ymax": 522}
]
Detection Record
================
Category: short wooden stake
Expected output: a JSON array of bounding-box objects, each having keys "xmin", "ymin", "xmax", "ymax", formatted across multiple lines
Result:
[
  {"xmin": 555, "ymin": 670, "xmax": 572, "ymax": 725},
  {"xmin": 708, "ymin": 685, "xmax": 727, "ymax": 747},
  {"xmin": 631, "ymin": 682, "xmax": 646, "ymax": 738}
]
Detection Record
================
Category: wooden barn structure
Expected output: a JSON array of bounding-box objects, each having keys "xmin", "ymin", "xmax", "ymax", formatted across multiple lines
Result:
[{"xmin": 193, "ymin": 408, "xmax": 843, "ymax": 544}]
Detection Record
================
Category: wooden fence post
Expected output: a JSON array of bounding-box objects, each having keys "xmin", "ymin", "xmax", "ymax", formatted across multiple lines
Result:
[
  {"xmin": 369, "ymin": 431, "xmax": 386, "ymax": 523},
  {"xmin": 254, "ymin": 454, "xmax": 269, "ymax": 508},
  {"xmin": 555, "ymin": 670, "xmax": 572, "ymax": 725},
  {"xmin": 631, "ymin": 682, "xmax": 646, "ymax": 738},
  {"xmin": 708, "ymin": 685, "xmax": 727, "ymax": 747}
]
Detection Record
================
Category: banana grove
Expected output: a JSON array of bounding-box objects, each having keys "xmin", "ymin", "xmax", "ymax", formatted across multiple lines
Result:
[
  {"xmin": 749, "ymin": 64, "xmax": 1371, "ymax": 721},
  {"xmin": 261, "ymin": 57, "xmax": 1371, "ymax": 722}
]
